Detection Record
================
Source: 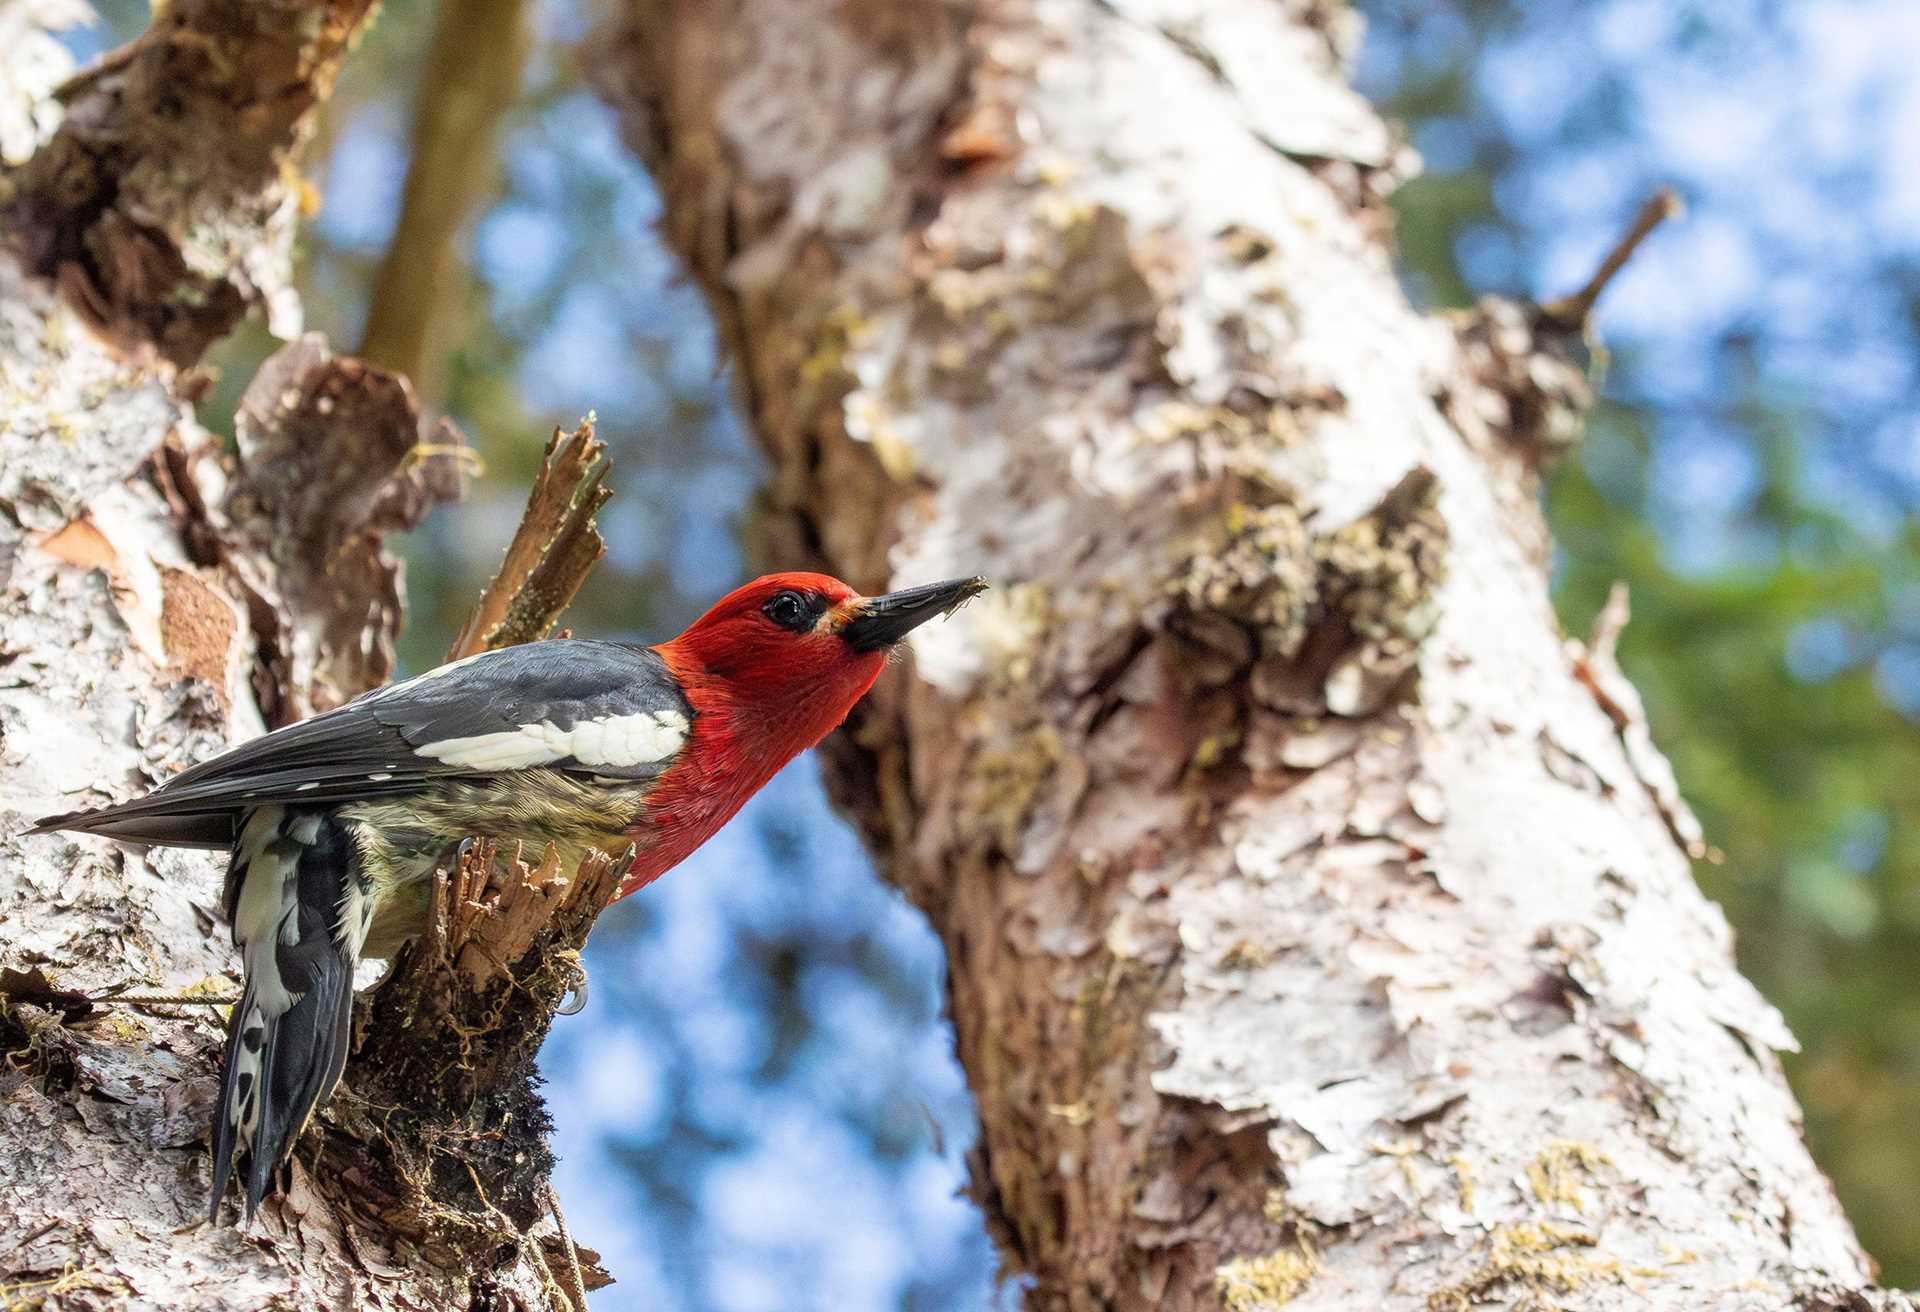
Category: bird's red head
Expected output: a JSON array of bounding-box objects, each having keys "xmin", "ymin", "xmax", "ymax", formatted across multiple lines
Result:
[
  {"xmin": 628, "ymin": 571, "xmax": 983, "ymax": 897},
  {"xmin": 657, "ymin": 569, "xmax": 986, "ymax": 766}
]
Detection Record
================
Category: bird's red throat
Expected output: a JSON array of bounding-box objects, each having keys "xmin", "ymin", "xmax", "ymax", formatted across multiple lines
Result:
[{"xmin": 615, "ymin": 637, "xmax": 886, "ymax": 898}]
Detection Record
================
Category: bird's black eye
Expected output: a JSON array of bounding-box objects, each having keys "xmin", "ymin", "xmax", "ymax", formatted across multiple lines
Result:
[{"xmin": 763, "ymin": 590, "xmax": 814, "ymax": 632}]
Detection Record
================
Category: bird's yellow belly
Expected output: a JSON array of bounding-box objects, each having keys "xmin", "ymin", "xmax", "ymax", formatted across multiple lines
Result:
[{"xmin": 340, "ymin": 770, "xmax": 648, "ymax": 958}]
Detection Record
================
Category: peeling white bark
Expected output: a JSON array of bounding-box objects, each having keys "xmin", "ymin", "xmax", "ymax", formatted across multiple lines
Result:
[
  {"xmin": 0, "ymin": 7, "xmax": 564, "ymax": 1308},
  {"xmin": 597, "ymin": 1, "xmax": 1915, "ymax": 1307},
  {"xmin": 0, "ymin": 0, "xmax": 85, "ymax": 167},
  {"xmin": 0, "ymin": 217, "xmax": 309, "ymax": 1312}
]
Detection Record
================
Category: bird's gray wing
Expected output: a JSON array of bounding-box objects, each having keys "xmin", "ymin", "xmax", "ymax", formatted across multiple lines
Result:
[{"xmin": 29, "ymin": 640, "xmax": 693, "ymax": 848}]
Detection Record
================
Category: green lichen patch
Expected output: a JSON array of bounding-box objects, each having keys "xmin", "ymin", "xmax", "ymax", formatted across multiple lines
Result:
[
  {"xmin": 969, "ymin": 723, "xmax": 1066, "ymax": 852},
  {"xmin": 1312, "ymin": 466, "xmax": 1450, "ymax": 716},
  {"xmin": 1159, "ymin": 464, "xmax": 1450, "ymax": 727},
  {"xmin": 1313, "ymin": 466, "xmax": 1448, "ymax": 652},
  {"xmin": 1426, "ymin": 1221, "xmax": 1630, "ymax": 1312},
  {"xmin": 1215, "ymin": 1241, "xmax": 1317, "ymax": 1311},
  {"xmin": 1526, "ymin": 1139, "xmax": 1615, "ymax": 1213},
  {"xmin": 1168, "ymin": 496, "xmax": 1316, "ymax": 661},
  {"xmin": 800, "ymin": 303, "xmax": 868, "ymax": 386}
]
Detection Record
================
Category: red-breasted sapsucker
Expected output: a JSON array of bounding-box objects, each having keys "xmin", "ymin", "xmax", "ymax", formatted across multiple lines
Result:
[{"xmin": 32, "ymin": 571, "xmax": 984, "ymax": 1221}]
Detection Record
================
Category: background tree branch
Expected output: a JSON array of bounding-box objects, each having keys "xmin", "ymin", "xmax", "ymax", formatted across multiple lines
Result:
[{"xmin": 356, "ymin": 0, "xmax": 531, "ymax": 403}]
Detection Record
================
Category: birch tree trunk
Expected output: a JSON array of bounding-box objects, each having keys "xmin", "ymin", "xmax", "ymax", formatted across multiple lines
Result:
[
  {"xmin": 595, "ymin": 2, "xmax": 1916, "ymax": 1308},
  {"xmin": 0, "ymin": 6, "xmax": 592, "ymax": 1307}
]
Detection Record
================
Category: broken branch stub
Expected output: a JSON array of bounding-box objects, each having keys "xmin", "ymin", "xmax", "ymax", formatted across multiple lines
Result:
[
  {"xmin": 1542, "ymin": 188, "xmax": 1684, "ymax": 330},
  {"xmin": 309, "ymin": 432, "xmax": 620, "ymax": 1279},
  {"xmin": 447, "ymin": 419, "xmax": 611, "ymax": 661},
  {"xmin": 222, "ymin": 334, "xmax": 468, "ymax": 722},
  {"xmin": 322, "ymin": 838, "xmax": 622, "ymax": 1279}
]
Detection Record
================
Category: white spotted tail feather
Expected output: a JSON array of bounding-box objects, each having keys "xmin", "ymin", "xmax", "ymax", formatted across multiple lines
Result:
[{"xmin": 209, "ymin": 806, "xmax": 366, "ymax": 1221}]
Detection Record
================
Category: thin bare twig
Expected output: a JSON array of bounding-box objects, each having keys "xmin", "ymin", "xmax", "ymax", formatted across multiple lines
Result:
[
  {"xmin": 1569, "ymin": 582, "xmax": 1717, "ymax": 863},
  {"xmin": 1543, "ymin": 188, "xmax": 1683, "ymax": 327},
  {"xmin": 546, "ymin": 1181, "xmax": 589, "ymax": 1312},
  {"xmin": 4, "ymin": 1219, "xmax": 61, "ymax": 1256},
  {"xmin": 446, "ymin": 419, "xmax": 611, "ymax": 661}
]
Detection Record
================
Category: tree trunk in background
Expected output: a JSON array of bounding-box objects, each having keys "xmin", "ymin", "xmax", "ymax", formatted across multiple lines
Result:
[
  {"xmin": 0, "ymin": 5, "xmax": 566, "ymax": 1307},
  {"xmin": 596, "ymin": 3, "xmax": 1915, "ymax": 1308},
  {"xmin": 357, "ymin": 0, "xmax": 531, "ymax": 404}
]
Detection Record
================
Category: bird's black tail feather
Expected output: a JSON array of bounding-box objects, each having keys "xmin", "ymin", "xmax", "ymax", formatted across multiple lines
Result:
[{"xmin": 209, "ymin": 808, "xmax": 364, "ymax": 1222}]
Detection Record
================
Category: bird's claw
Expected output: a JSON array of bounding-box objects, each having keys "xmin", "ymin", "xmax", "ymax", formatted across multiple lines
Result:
[{"xmin": 556, "ymin": 962, "xmax": 589, "ymax": 1016}]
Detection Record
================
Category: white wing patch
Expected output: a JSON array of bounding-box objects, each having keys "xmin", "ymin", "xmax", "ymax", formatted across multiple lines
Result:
[
  {"xmin": 566, "ymin": 710, "xmax": 690, "ymax": 768},
  {"xmin": 415, "ymin": 708, "xmax": 689, "ymax": 772}
]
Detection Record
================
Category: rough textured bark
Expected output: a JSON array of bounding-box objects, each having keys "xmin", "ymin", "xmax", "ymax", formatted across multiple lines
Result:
[
  {"xmin": 595, "ymin": 2, "xmax": 1916, "ymax": 1308},
  {"xmin": 2, "ymin": 0, "xmax": 375, "ymax": 364},
  {"xmin": 0, "ymin": 6, "xmax": 595, "ymax": 1308}
]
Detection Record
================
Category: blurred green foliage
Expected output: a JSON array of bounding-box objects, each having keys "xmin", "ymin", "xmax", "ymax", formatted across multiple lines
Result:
[
  {"xmin": 1363, "ymin": 0, "xmax": 1920, "ymax": 1278},
  {"xmin": 1555, "ymin": 403, "xmax": 1920, "ymax": 1272}
]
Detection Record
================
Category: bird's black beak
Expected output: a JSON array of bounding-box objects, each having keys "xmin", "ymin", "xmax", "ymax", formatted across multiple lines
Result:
[{"xmin": 841, "ymin": 577, "xmax": 988, "ymax": 652}]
